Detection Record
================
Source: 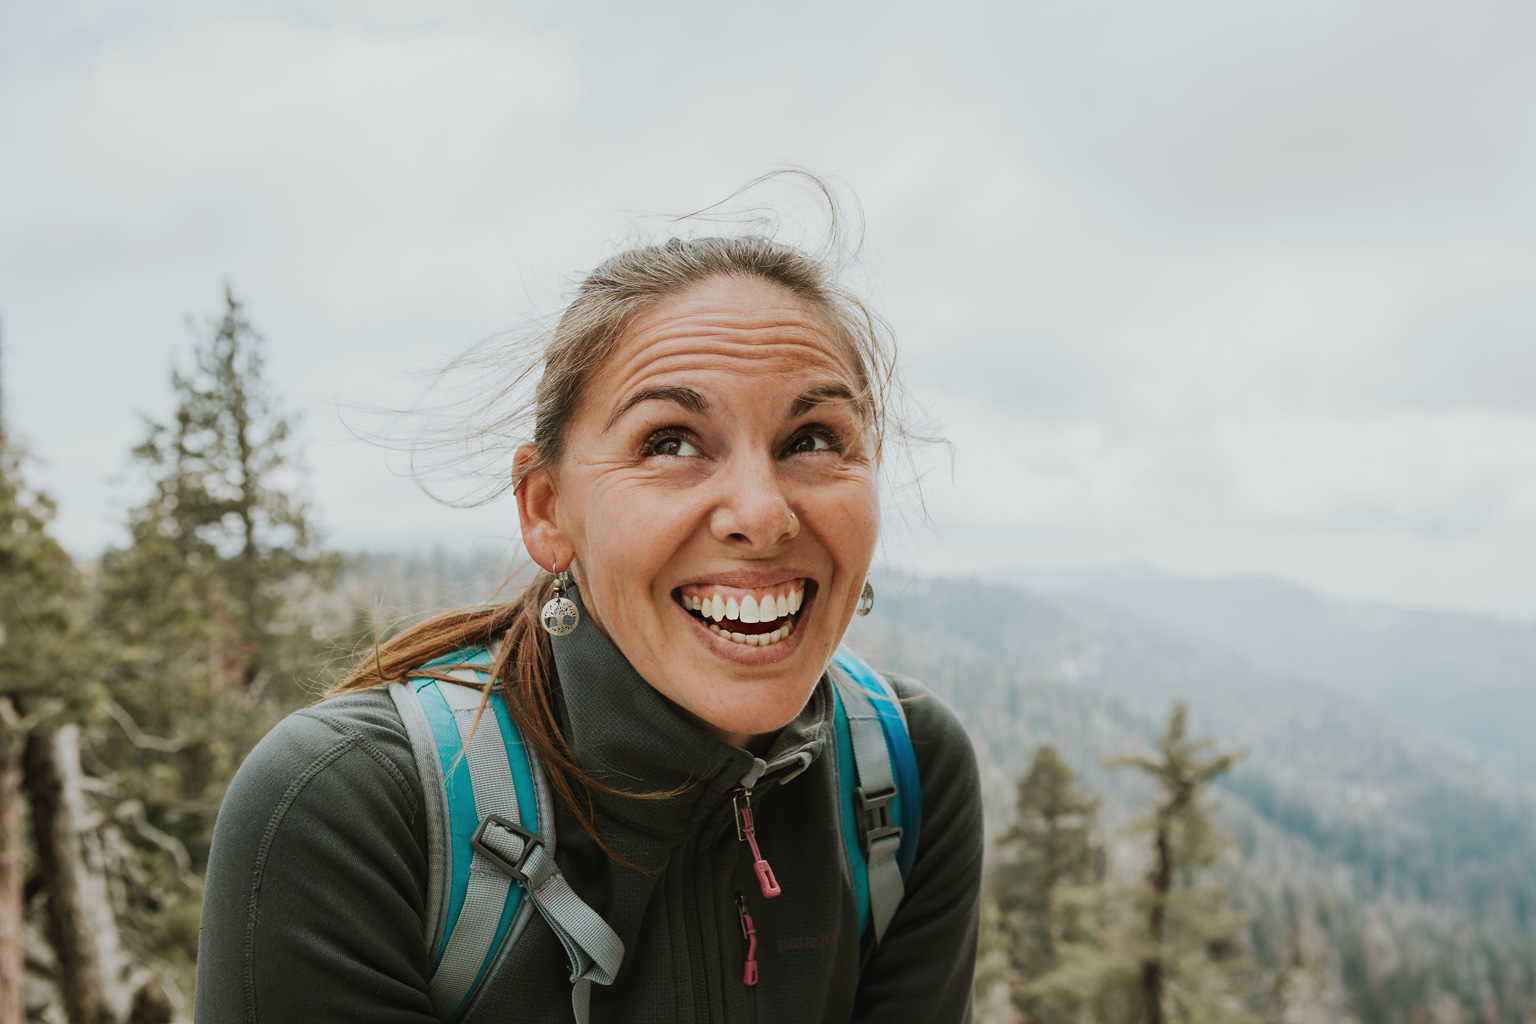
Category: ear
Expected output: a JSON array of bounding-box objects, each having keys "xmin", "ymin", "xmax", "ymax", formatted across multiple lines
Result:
[{"xmin": 514, "ymin": 445, "xmax": 573, "ymax": 572}]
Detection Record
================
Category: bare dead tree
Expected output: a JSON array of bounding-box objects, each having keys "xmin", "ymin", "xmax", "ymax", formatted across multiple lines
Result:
[{"xmin": 24, "ymin": 725, "xmax": 131, "ymax": 1024}]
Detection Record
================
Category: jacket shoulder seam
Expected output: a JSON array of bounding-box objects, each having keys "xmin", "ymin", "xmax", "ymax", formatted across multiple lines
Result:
[
  {"xmin": 240, "ymin": 734, "xmax": 358, "ymax": 1024},
  {"xmin": 296, "ymin": 705, "xmax": 422, "ymax": 819}
]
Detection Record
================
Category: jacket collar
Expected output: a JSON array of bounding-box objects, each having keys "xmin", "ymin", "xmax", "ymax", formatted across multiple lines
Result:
[{"xmin": 549, "ymin": 589, "xmax": 831, "ymax": 843}]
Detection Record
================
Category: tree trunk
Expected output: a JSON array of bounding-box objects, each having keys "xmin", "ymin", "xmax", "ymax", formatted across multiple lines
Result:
[
  {"xmin": 0, "ymin": 700, "xmax": 26, "ymax": 1024},
  {"xmin": 24, "ymin": 725, "xmax": 128, "ymax": 1024},
  {"xmin": 1142, "ymin": 806, "xmax": 1175, "ymax": 1024}
]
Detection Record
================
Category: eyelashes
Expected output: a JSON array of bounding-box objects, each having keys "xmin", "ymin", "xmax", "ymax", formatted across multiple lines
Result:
[{"xmin": 639, "ymin": 425, "xmax": 845, "ymax": 459}]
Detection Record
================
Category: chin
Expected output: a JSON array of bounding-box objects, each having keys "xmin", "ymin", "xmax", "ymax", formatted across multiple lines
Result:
[{"xmin": 681, "ymin": 664, "xmax": 824, "ymax": 741}]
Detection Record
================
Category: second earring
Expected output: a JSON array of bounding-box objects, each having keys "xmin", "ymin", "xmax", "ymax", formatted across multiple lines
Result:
[{"xmin": 856, "ymin": 580, "xmax": 875, "ymax": 616}]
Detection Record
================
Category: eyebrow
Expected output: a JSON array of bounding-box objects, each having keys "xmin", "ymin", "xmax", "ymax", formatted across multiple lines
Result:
[
  {"xmin": 605, "ymin": 385, "xmax": 712, "ymax": 430},
  {"xmin": 787, "ymin": 383, "xmax": 859, "ymax": 419}
]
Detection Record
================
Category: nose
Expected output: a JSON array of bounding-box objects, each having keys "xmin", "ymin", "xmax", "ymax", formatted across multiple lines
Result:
[{"xmin": 709, "ymin": 453, "xmax": 798, "ymax": 551}]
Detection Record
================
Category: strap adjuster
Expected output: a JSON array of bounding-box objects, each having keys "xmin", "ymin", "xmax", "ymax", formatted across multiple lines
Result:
[
  {"xmin": 854, "ymin": 785, "xmax": 903, "ymax": 855},
  {"xmin": 472, "ymin": 814, "xmax": 542, "ymax": 882}
]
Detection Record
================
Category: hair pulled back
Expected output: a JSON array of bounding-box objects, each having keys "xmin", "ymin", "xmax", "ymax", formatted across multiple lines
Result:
[{"xmin": 334, "ymin": 196, "xmax": 908, "ymax": 852}]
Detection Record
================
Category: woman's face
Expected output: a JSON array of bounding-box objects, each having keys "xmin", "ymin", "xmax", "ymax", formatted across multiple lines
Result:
[{"xmin": 517, "ymin": 274, "xmax": 879, "ymax": 749}]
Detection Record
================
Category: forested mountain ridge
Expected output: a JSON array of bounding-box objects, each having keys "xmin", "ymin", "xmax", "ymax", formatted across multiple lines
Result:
[
  {"xmin": 844, "ymin": 574, "xmax": 1536, "ymax": 926},
  {"xmin": 1009, "ymin": 565, "xmax": 1536, "ymax": 781}
]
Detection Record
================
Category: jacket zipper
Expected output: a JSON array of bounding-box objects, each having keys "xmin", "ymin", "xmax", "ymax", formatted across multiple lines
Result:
[
  {"xmin": 735, "ymin": 892, "xmax": 759, "ymax": 986},
  {"xmin": 732, "ymin": 787, "xmax": 781, "ymax": 899}
]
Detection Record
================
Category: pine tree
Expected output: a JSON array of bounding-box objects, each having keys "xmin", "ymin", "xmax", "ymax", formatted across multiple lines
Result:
[
  {"xmin": 991, "ymin": 745, "xmax": 1106, "ymax": 1021},
  {"xmin": 93, "ymin": 288, "xmax": 344, "ymax": 992},
  {"xmin": 1110, "ymin": 703, "xmax": 1257, "ymax": 1024},
  {"xmin": 1018, "ymin": 706, "xmax": 1259, "ymax": 1024}
]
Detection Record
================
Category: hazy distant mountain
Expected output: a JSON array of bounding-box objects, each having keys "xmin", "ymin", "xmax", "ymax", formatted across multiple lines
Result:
[
  {"xmin": 847, "ymin": 574, "xmax": 1536, "ymax": 931},
  {"xmin": 999, "ymin": 565, "xmax": 1536, "ymax": 781}
]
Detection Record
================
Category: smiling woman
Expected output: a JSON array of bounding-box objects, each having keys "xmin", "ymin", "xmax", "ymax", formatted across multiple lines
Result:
[{"xmin": 194, "ymin": 209, "xmax": 982, "ymax": 1023}]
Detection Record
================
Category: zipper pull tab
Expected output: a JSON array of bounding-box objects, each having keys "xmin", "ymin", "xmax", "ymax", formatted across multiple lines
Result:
[
  {"xmin": 733, "ymin": 789, "xmax": 781, "ymax": 899},
  {"xmin": 736, "ymin": 893, "xmax": 759, "ymax": 987}
]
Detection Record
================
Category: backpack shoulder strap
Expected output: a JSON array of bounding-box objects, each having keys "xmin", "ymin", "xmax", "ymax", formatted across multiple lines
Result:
[
  {"xmin": 830, "ymin": 649, "xmax": 924, "ymax": 945},
  {"xmin": 390, "ymin": 647, "xmax": 623, "ymax": 1024}
]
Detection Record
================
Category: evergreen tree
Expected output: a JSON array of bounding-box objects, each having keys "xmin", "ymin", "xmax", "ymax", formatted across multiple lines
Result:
[
  {"xmin": 93, "ymin": 288, "xmax": 344, "ymax": 992},
  {"xmin": 1110, "ymin": 703, "xmax": 1256, "ymax": 1024},
  {"xmin": 1020, "ymin": 705, "xmax": 1258, "ymax": 1024},
  {"xmin": 991, "ymin": 745, "xmax": 1106, "ymax": 1021}
]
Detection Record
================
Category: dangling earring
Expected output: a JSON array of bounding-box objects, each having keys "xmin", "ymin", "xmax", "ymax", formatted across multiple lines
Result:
[
  {"xmin": 855, "ymin": 580, "xmax": 875, "ymax": 616},
  {"xmin": 541, "ymin": 571, "xmax": 580, "ymax": 636}
]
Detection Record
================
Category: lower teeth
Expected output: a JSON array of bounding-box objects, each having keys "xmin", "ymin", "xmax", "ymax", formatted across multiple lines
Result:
[{"xmin": 707, "ymin": 616, "xmax": 795, "ymax": 646}]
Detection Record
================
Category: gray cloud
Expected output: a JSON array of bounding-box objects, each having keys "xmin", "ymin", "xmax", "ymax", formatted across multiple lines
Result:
[
  {"xmin": 1392, "ymin": 293, "xmax": 1536, "ymax": 411},
  {"xmin": 929, "ymin": 0, "xmax": 1536, "ymax": 236},
  {"xmin": 912, "ymin": 334, "xmax": 1103, "ymax": 419}
]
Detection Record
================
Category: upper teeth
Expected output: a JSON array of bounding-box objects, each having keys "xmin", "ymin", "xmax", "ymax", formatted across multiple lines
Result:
[{"xmin": 683, "ymin": 586, "xmax": 804, "ymax": 623}]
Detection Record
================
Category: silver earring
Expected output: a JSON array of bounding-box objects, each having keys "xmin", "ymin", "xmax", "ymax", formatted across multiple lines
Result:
[
  {"xmin": 855, "ymin": 580, "xmax": 874, "ymax": 616},
  {"xmin": 541, "ymin": 571, "xmax": 580, "ymax": 636}
]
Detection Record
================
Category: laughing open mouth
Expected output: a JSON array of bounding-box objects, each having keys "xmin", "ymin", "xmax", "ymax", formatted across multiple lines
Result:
[{"xmin": 675, "ymin": 582, "xmax": 811, "ymax": 647}]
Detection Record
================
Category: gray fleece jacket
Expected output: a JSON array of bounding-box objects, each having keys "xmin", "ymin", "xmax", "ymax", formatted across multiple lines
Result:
[{"xmin": 194, "ymin": 609, "xmax": 983, "ymax": 1023}]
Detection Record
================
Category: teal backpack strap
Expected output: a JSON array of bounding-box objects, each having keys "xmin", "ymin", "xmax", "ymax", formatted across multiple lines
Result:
[
  {"xmin": 831, "ymin": 649, "xmax": 924, "ymax": 945},
  {"xmin": 390, "ymin": 647, "xmax": 624, "ymax": 1024}
]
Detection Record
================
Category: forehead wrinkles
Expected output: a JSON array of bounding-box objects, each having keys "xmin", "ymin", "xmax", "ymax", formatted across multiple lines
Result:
[{"xmin": 595, "ymin": 304, "xmax": 860, "ymax": 418}]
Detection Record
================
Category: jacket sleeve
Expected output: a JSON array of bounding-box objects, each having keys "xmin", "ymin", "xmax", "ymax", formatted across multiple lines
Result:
[
  {"xmin": 852, "ymin": 675, "xmax": 983, "ymax": 1024},
  {"xmin": 194, "ymin": 694, "xmax": 439, "ymax": 1024}
]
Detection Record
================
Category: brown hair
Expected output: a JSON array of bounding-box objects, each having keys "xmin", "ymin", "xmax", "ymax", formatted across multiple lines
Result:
[{"xmin": 333, "ymin": 210, "xmax": 910, "ymax": 852}]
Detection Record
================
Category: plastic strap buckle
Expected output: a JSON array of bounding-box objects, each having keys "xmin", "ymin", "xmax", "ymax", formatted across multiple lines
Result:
[
  {"xmin": 472, "ymin": 814, "xmax": 543, "ymax": 883},
  {"xmin": 854, "ymin": 785, "xmax": 903, "ymax": 856}
]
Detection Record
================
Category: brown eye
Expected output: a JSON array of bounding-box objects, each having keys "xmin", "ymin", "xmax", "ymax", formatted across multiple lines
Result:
[
  {"xmin": 787, "ymin": 432, "xmax": 834, "ymax": 454},
  {"xmin": 648, "ymin": 435, "xmax": 701, "ymax": 458}
]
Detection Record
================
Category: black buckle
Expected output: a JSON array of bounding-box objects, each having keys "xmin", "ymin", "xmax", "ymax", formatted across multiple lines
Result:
[
  {"xmin": 854, "ymin": 786, "xmax": 903, "ymax": 855},
  {"xmin": 471, "ymin": 814, "xmax": 542, "ymax": 882}
]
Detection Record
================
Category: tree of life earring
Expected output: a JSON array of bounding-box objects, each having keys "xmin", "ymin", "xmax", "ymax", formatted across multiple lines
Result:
[
  {"xmin": 541, "ymin": 571, "xmax": 580, "ymax": 636},
  {"xmin": 855, "ymin": 580, "xmax": 875, "ymax": 616}
]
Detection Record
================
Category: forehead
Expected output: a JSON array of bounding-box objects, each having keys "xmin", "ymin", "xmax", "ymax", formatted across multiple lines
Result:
[
  {"xmin": 608, "ymin": 276, "xmax": 854, "ymax": 393},
  {"xmin": 587, "ymin": 275, "xmax": 859, "ymax": 412}
]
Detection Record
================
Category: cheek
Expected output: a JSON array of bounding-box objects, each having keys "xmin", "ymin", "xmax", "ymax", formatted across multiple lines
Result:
[
  {"xmin": 801, "ymin": 475, "xmax": 880, "ymax": 559},
  {"xmin": 575, "ymin": 479, "xmax": 701, "ymax": 594}
]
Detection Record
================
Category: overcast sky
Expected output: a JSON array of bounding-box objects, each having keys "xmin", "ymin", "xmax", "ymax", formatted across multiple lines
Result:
[{"xmin": 4, "ymin": 0, "xmax": 1535, "ymax": 619}]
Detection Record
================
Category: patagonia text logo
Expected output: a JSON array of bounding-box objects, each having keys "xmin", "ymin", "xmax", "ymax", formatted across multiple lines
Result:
[{"xmin": 777, "ymin": 931, "xmax": 837, "ymax": 955}]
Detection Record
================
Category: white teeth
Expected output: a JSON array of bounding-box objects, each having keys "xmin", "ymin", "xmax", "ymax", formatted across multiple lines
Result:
[
  {"xmin": 703, "ymin": 615, "xmax": 796, "ymax": 647},
  {"xmin": 685, "ymin": 588, "xmax": 807, "ymax": 629}
]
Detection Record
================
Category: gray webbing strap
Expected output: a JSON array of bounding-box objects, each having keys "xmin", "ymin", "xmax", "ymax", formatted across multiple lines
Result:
[
  {"xmin": 387, "ymin": 683, "xmax": 450, "ymax": 956},
  {"xmin": 474, "ymin": 819, "xmax": 625, "ymax": 1024},
  {"xmin": 439, "ymin": 679, "xmax": 624, "ymax": 1024},
  {"xmin": 840, "ymin": 679, "xmax": 907, "ymax": 943},
  {"xmin": 396, "ymin": 669, "xmax": 623, "ymax": 1023},
  {"xmin": 430, "ymin": 678, "xmax": 522, "ymax": 1013}
]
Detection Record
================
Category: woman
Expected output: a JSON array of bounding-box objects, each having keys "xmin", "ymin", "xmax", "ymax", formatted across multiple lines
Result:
[{"xmin": 194, "ymin": 233, "xmax": 983, "ymax": 1022}]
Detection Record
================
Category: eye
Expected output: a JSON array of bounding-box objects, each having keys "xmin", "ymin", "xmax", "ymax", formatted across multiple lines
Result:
[
  {"xmin": 785, "ymin": 429, "xmax": 837, "ymax": 455},
  {"xmin": 646, "ymin": 432, "xmax": 702, "ymax": 458}
]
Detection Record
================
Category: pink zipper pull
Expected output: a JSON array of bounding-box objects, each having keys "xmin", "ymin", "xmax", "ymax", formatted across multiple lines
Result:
[
  {"xmin": 736, "ymin": 893, "xmax": 759, "ymax": 986},
  {"xmin": 733, "ymin": 789, "xmax": 781, "ymax": 898}
]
